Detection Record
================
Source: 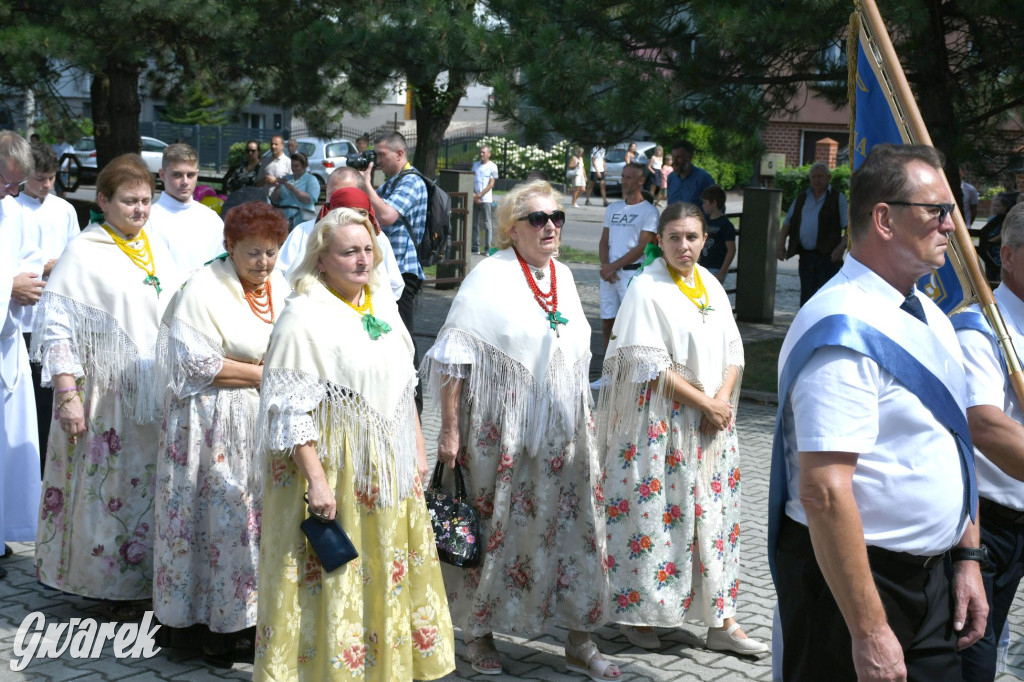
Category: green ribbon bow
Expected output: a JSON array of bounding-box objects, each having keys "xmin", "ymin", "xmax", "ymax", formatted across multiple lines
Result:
[
  {"xmin": 89, "ymin": 210, "xmax": 105, "ymax": 225},
  {"xmin": 143, "ymin": 274, "xmax": 162, "ymax": 296},
  {"xmin": 362, "ymin": 313, "xmax": 392, "ymax": 340},
  {"xmin": 637, "ymin": 242, "xmax": 663, "ymax": 274},
  {"xmin": 547, "ymin": 310, "xmax": 569, "ymax": 330}
]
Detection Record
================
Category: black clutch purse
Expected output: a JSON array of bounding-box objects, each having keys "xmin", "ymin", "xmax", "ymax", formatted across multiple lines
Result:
[
  {"xmin": 425, "ymin": 461, "xmax": 481, "ymax": 567},
  {"xmin": 300, "ymin": 494, "xmax": 358, "ymax": 572}
]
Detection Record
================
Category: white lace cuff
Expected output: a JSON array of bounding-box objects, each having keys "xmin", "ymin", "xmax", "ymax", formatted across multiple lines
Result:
[
  {"xmin": 166, "ymin": 319, "xmax": 225, "ymax": 398},
  {"xmin": 42, "ymin": 340, "xmax": 84, "ymax": 384},
  {"xmin": 262, "ymin": 368, "xmax": 326, "ymax": 452}
]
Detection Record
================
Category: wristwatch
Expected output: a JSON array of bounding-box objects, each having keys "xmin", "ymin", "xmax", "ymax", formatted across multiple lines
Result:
[{"xmin": 949, "ymin": 545, "xmax": 991, "ymax": 566}]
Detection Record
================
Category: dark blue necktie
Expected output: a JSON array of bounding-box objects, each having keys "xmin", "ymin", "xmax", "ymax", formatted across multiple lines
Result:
[{"xmin": 900, "ymin": 294, "xmax": 927, "ymax": 323}]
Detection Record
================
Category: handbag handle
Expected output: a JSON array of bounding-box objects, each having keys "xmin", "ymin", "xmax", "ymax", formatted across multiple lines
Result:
[
  {"xmin": 429, "ymin": 460, "xmax": 469, "ymax": 499},
  {"xmin": 303, "ymin": 492, "xmax": 329, "ymax": 524}
]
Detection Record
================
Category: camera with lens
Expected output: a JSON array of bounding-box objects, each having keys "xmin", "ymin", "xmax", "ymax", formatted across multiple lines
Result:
[{"xmin": 346, "ymin": 150, "xmax": 376, "ymax": 171}]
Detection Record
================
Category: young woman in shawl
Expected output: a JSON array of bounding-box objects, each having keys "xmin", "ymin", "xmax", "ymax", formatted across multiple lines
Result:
[
  {"xmin": 253, "ymin": 207, "xmax": 454, "ymax": 681},
  {"xmin": 596, "ymin": 202, "xmax": 767, "ymax": 655},
  {"xmin": 31, "ymin": 154, "xmax": 184, "ymax": 618},
  {"xmin": 422, "ymin": 180, "xmax": 618, "ymax": 681},
  {"xmin": 153, "ymin": 201, "xmax": 289, "ymax": 667}
]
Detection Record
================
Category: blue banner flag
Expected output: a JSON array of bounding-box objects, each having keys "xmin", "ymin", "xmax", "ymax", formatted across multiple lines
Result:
[{"xmin": 851, "ymin": 17, "xmax": 968, "ymax": 313}]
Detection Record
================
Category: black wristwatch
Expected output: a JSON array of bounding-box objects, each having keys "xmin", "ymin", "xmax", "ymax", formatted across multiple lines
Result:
[{"xmin": 950, "ymin": 545, "xmax": 991, "ymax": 567}]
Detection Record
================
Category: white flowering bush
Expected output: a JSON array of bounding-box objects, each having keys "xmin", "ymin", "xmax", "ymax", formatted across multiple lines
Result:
[{"xmin": 481, "ymin": 136, "xmax": 571, "ymax": 179}]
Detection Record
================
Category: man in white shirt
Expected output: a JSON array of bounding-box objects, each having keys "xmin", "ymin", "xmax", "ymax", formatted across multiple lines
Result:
[
  {"xmin": 257, "ymin": 135, "xmax": 291, "ymax": 194},
  {"xmin": 471, "ymin": 146, "xmax": 499, "ymax": 254},
  {"xmin": 598, "ymin": 163, "xmax": 658, "ymax": 352},
  {"xmin": 0, "ymin": 132, "xmax": 42, "ymax": 578},
  {"xmin": 957, "ymin": 202, "xmax": 1024, "ymax": 681},
  {"xmin": 277, "ymin": 166, "xmax": 404, "ymax": 301},
  {"xmin": 771, "ymin": 144, "xmax": 987, "ymax": 680},
  {"xmin": 585, "ymin": 144, "xmax": 608, "ymax": 207},
  {"xmin": 147, "ymin": 143, "xmax": 225, "ymax": 275},
  {"xmin": 15, "ymin": 143, "xmax": 80, "ymax": 467}
]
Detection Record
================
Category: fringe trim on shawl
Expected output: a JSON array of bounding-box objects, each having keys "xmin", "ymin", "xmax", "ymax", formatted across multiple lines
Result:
[
  {"xmin": 256, "ymin": 367, "xmax": 418, "ymax": 507},
  {"xmin": 158, "ymin": 318, "xmax": 260, "ymax": 471},
  {"xmin": 420, "ymin": 327, "xmax": 591, "ymax": 458},
  {"xmin": 30, "ymin": 292, "xmax": 162, "ymax": 424},
  {"xmin": 597, "ymin": 344, "xmax": 744, "ymax": 491}
]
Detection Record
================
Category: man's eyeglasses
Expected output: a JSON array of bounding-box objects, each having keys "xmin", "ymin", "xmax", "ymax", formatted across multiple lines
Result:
[
  {"xmin": 0, "ymin": 171, "xmax": 26, "ymax": 193},
  {"xmin": 886, "ymin": 201, "xmax": 956, "ymax": 224},
  {"xmin": 516, "ymin": 210, "xmax": 565, "ymax": 229}
]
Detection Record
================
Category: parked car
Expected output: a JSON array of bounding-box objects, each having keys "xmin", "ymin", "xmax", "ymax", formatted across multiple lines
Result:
[
  {"xmin": 604, "ymin": 141, "xmax": 658, "ymax": 192},
  {"xmin": 295, "ymin": 137, "xmax": 357, "ymax": 199},
  {"xmin": 75, "ymin": 136, "xmax": 169, "ymax": 182}
]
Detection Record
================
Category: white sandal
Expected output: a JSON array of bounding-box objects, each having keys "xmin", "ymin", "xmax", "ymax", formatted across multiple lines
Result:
[
  {"xmin": 565, "ymin": 638, "xmax": 621, "ymax": 681},
  {"xmin": 465, "ymin": 634, "xmax": 502, "ymax": 675}
]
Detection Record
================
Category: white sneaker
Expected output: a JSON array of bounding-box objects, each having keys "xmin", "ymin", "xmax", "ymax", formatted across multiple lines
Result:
[{"xmin": 705, "ymin": 624, "xmax": 769, "ymax": 655}]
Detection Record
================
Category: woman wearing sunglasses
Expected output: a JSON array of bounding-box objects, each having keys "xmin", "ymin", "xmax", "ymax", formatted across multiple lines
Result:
[
  {"xmin": 422, "ymin": 180, "xmax": 618, "ymax": 680},
  {"xmin": 595, "ymin": 202, "xmax": 767, "ymax": 656},
  {"xmin": 224, "ymin": 140, "xmax": 262, "ymax": 193}
]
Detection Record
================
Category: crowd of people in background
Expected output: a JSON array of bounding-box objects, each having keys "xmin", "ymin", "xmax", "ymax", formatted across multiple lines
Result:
[{"xmin": 0, "ymin": 127, "xmax": 1022, "ymax": 682}]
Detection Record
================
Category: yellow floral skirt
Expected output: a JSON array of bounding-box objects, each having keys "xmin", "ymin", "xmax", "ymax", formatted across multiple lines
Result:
[{"xmin": 253, "ymin": 448, "xmax": 455, "ymax": 681}]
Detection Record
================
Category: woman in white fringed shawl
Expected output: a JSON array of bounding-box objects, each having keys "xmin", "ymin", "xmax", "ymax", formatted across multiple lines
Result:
[
  {"xmin": 596, "ymin": 202, "xmax": 767, "ymax": 655},
  {"xmin": 153, "ymin": 201, "xmax": 289, "ymax": 667},
  {"xmin": 252, "ymin": 208, "xmax": 454, "ymax": 682},
  {"xmin": 422, "ymin": 180, "xmax": 618, "ymax": 681},
  {"xmin": 31, "ymin": 154, "xmax": 184, "ymax": 618}
]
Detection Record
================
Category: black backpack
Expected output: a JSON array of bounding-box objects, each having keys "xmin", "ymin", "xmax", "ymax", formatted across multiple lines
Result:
[{"xmin": 395, "ymin": 168, "xmax": 451, "ymax": 267}]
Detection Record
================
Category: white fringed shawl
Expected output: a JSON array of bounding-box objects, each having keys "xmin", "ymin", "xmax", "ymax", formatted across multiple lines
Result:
[
  {"xmin": 158, "ymin": 256, "xmax": 290, "ymax": 454},
  {"xmin": 256, "ymin": 281, "xmax": 418, "ymax": 506},
  {"xmin": 597, "ymin": 258, "xmax": 744, "ymax": 476},
  {"xmin": 421, "ymin": 248, "xmax": 592, "ymax": 457},
  {"xmin": 30, "ymin": 222, "xmax": 183, "ymax": 423}
]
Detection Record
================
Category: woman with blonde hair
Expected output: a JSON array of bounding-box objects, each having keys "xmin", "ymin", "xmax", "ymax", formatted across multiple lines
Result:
[
  {"xmin": 253, "ymin": 207, "xmax": 454, "ymax": 681},
  {"xmin": 422, "ymin": 180, "xmax": 617, "ymax": 680},
  {"xmin": 570, "ymin": 147, "xmax": 587, "ymax": 208}
]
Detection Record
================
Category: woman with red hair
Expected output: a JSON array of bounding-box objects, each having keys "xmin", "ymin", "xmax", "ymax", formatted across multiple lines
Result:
[{"xmin": 154, "ymin": 201, "xmax": 290, "ymax": 667}]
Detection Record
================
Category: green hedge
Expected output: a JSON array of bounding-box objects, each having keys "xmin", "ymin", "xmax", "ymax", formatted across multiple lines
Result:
[{"xmin": 775, "ymin": 163, "xmax": 851, "ymax": 211}]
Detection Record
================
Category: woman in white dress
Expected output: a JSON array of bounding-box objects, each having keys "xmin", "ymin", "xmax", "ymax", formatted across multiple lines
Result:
[
  {"xmin": 32, "ymin": 154, "xmax": 183, "ymax": 617},
  {"xmin": 597, "ymin": 202, "xmax": 767, "ymax": 655},
  {"xmin": 154, "ymin": 201, "xmax": 289, "ymax": 666},
  {"xmin": 422, "ymin": 180, "xmax": 618, "ymax": 680}
]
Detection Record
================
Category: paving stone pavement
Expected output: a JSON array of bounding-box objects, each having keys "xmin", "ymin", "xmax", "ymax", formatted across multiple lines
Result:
[{"xmin": 2, "ymin": 255, "xmax": 1023, "ymax": 680}]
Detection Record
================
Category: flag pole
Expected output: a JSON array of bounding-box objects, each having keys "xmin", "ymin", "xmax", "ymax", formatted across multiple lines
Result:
[{"xmin": 859, "ymin": 0, "xmax": 1024, "ymax": 406}]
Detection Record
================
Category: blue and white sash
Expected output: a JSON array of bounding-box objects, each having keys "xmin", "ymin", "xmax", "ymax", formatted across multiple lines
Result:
[{"xmin": 767, "ymin": 287, "xmax": 977, "ymax": 584}]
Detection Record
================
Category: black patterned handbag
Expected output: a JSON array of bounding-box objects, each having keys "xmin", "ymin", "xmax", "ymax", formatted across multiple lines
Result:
[{"xmin": 425, "ymin": 461, "xmax": 481, "ymax": 567}]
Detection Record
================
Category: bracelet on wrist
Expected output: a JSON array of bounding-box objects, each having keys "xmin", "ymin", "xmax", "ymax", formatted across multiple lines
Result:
[
  {"xmin": 55, "ymin": 385, "xmax": 79, "ymax": 395},
  {"xmin": 56, "ymin": 392, "xmax": 79, "ymax": 411}
]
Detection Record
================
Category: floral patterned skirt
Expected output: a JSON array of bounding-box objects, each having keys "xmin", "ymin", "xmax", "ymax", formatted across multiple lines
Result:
[
  {"xmin": 602, "ymin": 396, "xmax": 742, "ymax": 628},
  {"xmin": 443, "ymin": 401, "xmax": 609, "ymax": 638},
  {"xmin": 154, "ymin": 390, "xmax": 261, "ymax": 633},
  {"xmin": 35, "ymin": 382, "xmax": 158, "ymax": 600},
  {"xmin": 253, "ymin": 446, "xmax": 454, "ymax": 681}
]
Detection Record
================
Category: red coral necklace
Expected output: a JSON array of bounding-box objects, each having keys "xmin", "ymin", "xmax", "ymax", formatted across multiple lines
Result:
[
  {"xmin": 513, "ymin": 248, "xmax": 568, "ymax": 336},
  {"xmin": 241, "ymin": 278, "xmax": 274, "ymax": 324}
]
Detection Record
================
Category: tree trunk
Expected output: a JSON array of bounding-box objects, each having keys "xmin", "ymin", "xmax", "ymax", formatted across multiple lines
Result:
[
  {"xmin": 410, "ymin": 71, "xmax": 468, "ymax": 178},
  {"xmin": 91, "ymin": 62, "xmax": 142, "ymax": 173}
]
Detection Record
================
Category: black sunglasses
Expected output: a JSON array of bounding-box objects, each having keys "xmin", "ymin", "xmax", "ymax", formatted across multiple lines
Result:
[
  {"xmin": 516, "ymin": 210, "xmax": 565, "ymax": 229},
  {"xmin": 885, "ymin": 201, "xmax": 956, "ymax": 224}
]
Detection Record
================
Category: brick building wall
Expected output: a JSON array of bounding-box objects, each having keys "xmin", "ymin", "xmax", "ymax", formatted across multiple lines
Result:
[{"xmin": 763, "ymin": 121, "xmax": 848, "ymax": 168}]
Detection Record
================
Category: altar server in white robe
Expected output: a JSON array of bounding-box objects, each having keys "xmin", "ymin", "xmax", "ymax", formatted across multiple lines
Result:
[
  {"xmin": 16, "ymin": 142, "xmax": 80, "ymax": 465},
  {"xmin": 0, "ymin": 131, "xmax": 42, "ymax": 575},
  {"xmin": 148, "ymin": 143, "xmax": 225, "ymax": 275}
]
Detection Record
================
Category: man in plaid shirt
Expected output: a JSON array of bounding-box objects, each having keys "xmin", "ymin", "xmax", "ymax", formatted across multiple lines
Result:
[{"xmin": 361, "ymin": 131, "xmax": 427, "ymax": 407}]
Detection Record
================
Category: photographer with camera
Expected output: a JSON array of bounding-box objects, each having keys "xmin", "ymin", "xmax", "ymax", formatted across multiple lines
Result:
[{"xmin": 358, "ymin": 131, "xmax": 427, "ymax": 409}]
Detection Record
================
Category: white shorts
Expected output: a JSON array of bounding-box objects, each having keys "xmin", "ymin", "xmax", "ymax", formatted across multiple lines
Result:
[{"xmin": 600, "ymin": 269, "xmax": 638, "ymax": 319}]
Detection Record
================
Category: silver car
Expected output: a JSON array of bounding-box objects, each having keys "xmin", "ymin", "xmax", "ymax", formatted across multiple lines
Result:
[
  {"xmin": 291, "ymin": 137, "xmax": 358, "ymax": 198},
  {"xmin": 75, "ymin": 136, "xmax": 168, "ymax": 182},
  {"xmin": 604, "ymin": 141, "xmax": 658, "ymax": 192}
]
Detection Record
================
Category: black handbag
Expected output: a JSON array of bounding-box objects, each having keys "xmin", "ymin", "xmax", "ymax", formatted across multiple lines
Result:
[
  {"xmin": 425, "ymin": 461, "xmax": 481, "ymax": 567},
  {"xmin": 300, "ymin": 494, "xmax": 358, "ymax": 572}
]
